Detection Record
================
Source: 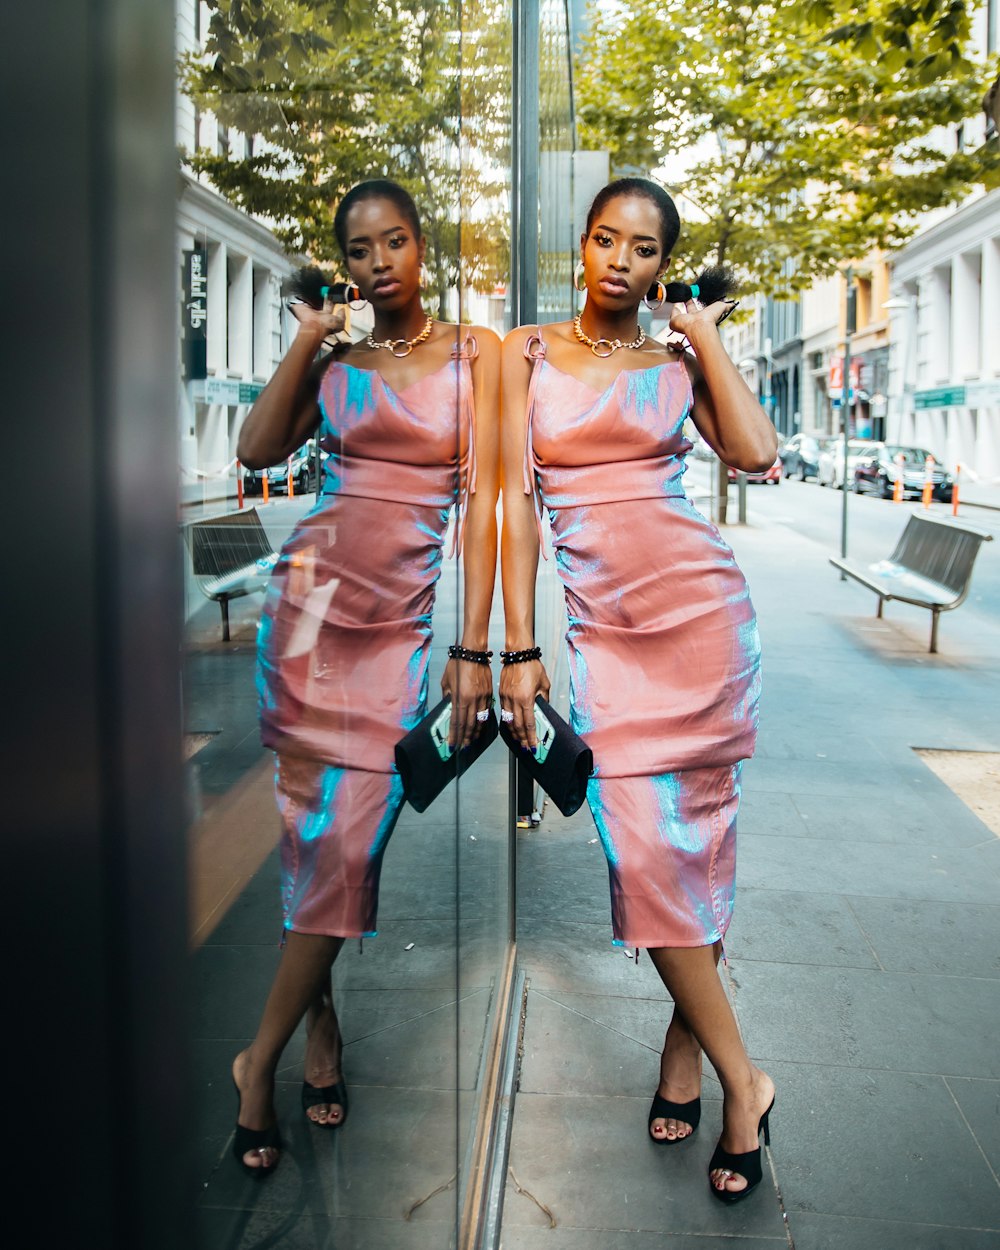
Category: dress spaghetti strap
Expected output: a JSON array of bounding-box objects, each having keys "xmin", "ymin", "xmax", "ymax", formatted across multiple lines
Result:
[
  {"xmin": 450, "ymin": 333, "xmax": 480, "ymax": 557},
  {"xmin": 521, "ymin": 329, "xmax": 549, "ymax": 556}
]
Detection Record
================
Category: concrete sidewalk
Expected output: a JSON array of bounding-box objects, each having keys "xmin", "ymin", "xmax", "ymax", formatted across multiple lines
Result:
[{"xmin": 500, "ymin": 508, "xmax": 1000, "ymax": 1248}]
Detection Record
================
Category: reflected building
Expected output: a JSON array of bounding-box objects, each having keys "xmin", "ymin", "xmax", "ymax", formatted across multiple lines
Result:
[{"xmin": 175, "ymin": 0, "xmax": 297, "ymax": 508}]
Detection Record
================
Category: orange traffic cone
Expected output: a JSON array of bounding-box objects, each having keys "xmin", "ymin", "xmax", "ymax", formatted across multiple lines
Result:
[{"xmin": 921, "ymin": 455, "xmax": 934, "ymax": 509}]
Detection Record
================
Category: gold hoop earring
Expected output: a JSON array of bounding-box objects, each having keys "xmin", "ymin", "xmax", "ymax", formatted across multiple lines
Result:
[
  {"xmin": 420, "ymin": 263, "xmax": 430, "ymax": 290},
  {"xmin": 573, "ymin": 261, "xmax": 587, "ymax": 294},
  {"xmin": 346, "ymin": 282, "xmax": 367, "ymax": 311},
  {"xmin": 644, "ymin": 280, "xmax": 666, "ymax": 311}
]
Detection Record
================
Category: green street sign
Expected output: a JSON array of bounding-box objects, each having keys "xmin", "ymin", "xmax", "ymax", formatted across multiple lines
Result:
[
  {"xmin": 914, "ymin": 386, "xmax": 966, "ymax": 410},
  {"xmin": 238, "ymin": 381, "xmax": 265, "ymax": 404}
]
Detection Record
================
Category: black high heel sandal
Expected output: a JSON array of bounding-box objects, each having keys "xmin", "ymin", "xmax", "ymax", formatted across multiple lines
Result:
[
  {"xmin": 302, "ymin": 1078, "xmax": 349, "ymax": 1130},
  {"xmin": 707, "ymin": 1097, "xmax": 774, "ymax": 1204},
  {"xmin": 231, "ymin": 1079, "xmax": 281, "ymax": 1179},
  {"xmin": 648, "ymin": 1093, "xmax": 701, "ymax": 1144}
]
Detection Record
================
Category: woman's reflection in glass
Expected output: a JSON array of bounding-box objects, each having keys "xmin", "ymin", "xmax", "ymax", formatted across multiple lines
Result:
[{"xmin": 231, "ymin": 179, "xmax": 501, "ymax": 1175}]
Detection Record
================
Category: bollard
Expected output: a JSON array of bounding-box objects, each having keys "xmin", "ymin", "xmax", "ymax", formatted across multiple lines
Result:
[
  {"xmin": 262, "ymin": 470, "xmax": 270, "ymax": 504},
  {"xmin": 236, "ymin": 458, "xmax": 244, "ymax": 509},
  {"xmin": 287, "ymin": 455, "xmax": 295, "ymax": 499},
  {"xmin": 952, "ymin": 464, "xmax": 961, "ymax": 517},
  {"xmin": 921, "ymin": 454, "xmax": 934, "ymax": 509},
  {"xmin": 892, "ymin": 453, "xmax": 904, "ymax": 503}
]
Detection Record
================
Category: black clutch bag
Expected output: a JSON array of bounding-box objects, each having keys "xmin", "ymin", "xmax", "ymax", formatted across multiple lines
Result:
[
  {"xmin": 499, "ymin": 696, "xmax": 593, "ymax": 817},
  {"xmin": 394, "ymin": 697, "xmax": 499, "ymax": 813}
]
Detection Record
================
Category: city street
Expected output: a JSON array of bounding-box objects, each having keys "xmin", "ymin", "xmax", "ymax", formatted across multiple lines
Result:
[{"xmin": 685, "ymin": 458, "xmax": 1000, "ymax": 629}]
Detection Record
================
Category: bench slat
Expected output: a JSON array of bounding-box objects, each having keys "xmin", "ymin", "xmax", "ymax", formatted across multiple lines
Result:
[
  {"xmin": 187, "ymin": 507, "xmax": 274, "ymax": 578},
  {"xmin": 830, "ymin": 514, "xmax": 992, "ymax": 653}
]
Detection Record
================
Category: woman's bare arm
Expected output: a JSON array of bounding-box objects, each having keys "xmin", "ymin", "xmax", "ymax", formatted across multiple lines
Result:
[
  {"xmin": 442, "ymin": 328, "xmax": 502, "ymax": 748},
  {"xmin": 498, "ymin": 327, "xmax": 550, "ymax": 749},
  {"xmin": 236, "ymin": 305, "xmax": 345, "ymax": 468},
  {"xmin": 672, "ymin": 302, "xmax": 778, "ymax": 473}
]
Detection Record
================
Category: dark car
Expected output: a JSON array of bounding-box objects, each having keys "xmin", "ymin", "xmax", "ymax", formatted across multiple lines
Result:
[
  {"xmin": 727, "ymin": 455, "xmax": 782, "ymax": 485},
  {"xmin": 244, "ymin": 442, "xmax": 325, "ymax": 496},
  {"xmin": 779, "ymin": 433, "xmax": 823, "ymax": 480},
  {"xmin": 852, "ymin": 444, "xmax": 953, "ymax": 501}
]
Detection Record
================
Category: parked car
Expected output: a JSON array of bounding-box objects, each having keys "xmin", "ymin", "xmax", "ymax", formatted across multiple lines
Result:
[
  {"xmin": 852, "ymin": 445, "xmax": 954, "ymax": 501},
  {"xmin": 817, "ymin": 438, "xmax": 882, "ymax": 489},
  {"xmin": 779, "ymin": 433, "xmax": 824, "ymax": 480},
  {"xmin": 727, "ymin": 455, "xmax": 782, "ymax": 485},
  {"xmin": 244, "ymin": 441, "xmax": 326, "ymax": 496}
]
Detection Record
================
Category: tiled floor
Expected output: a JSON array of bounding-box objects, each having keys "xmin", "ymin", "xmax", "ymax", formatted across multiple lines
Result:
[
  {"xmin": 185, "ymin": 525, "xmax": 512, "ymax": 1250},
  {"xmin": 499, "ymin": 514, "xmax": 1000, "ymax": 1249},
  {"xmin": 185, "ymin": 498, "xmax": 1000, "ymax": 1248}
]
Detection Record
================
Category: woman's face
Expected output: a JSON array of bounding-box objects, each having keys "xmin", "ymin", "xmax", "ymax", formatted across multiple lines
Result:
[
  {"xmin": 342, "ymin": 196, "xmax": 426, "ymax": 310},
  {"xmin": 580, "ymin": 194, "xmax": 667, "ymax": 309}
]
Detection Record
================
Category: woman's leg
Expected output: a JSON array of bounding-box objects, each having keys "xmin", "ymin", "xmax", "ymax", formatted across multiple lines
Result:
[
  {"xmin": 647, "ymin": 942, "xmax": 774, "ymax": 1195},
  {"xmin": 232, "ymin": 930, "xmax": 344, "ymax": 1169},
  {"xmin": 302, "ymin": 972, "xmax": 346, "ymax": 1126},
  {"xmin": 649, "ymin": 943, "xmax": 721, "ymax": 1142}
]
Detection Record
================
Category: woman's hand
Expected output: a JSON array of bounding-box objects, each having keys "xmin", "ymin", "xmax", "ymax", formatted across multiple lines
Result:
[
  {"xmin": 668, "ymin": 297, "xmax": 737, "ymax": 341},
  {"xmin": 441, "ymin": 659, "xmax": 495, "ymax": 750},
  {"xmin": 287, "ymin": 298, "xmax": 348, "ymax": 345},
  {"xmin": 499, "ymin": 660, "xmax": 551, "ymax": 751}
]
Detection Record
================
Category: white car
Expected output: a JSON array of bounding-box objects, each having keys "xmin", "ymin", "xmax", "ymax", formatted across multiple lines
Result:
[{"xmin": 818, "ymin": 439, "xmax": 883, "ymax": 489}]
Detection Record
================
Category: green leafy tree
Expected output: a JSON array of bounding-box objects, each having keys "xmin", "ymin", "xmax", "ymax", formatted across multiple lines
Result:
[
  {"xmin": 182, "ymin": 0, "xmax": 464, "ymax": 307},
  {"xmin": 577, "ymin": 0, "xmax": 1000, "ymax": 294}
]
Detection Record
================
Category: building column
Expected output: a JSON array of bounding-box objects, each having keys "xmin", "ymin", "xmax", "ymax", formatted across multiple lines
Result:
[
  {"xmin": 981, "ymin": 236, "xmax": 1000, "ymax": 381},
  {"xmin": 207, "ymin": 240, "xmax": 227, "ymax": 374},
  {"xmin": 951, "ymin": 250, "xmax": 980, "ymax": 380},
  {"xmin": 228, "ymin": 252, "xmax": 253, "ymax": 377}
]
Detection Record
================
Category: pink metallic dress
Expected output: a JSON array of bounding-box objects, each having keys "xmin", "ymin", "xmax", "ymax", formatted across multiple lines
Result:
[
  {"xmin": 256, "ymin": 340, "xmax": 477, "ymax": 938},
  {"xmin": 523, "ymin": 331, "xmax": 761, "ymax": 948}
]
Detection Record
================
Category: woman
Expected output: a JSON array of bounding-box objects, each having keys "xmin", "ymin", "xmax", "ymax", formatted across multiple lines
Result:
[
  {"xmin": 231, "ymin": 179, "xmax": 501, "ymax": 1175},
  {"xmin": 499, "ymin": 178, "xmax": 777, "ymax": 1203}
]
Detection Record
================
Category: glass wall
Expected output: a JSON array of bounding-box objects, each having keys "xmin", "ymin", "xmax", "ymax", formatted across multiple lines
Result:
[
  {"xmin": 175, "ymin": 1, "xmax": 515, "ymax": 1244},
  {"xmin": 16, "ymin": 0, "xmax": 574, "ymax": 1240}
]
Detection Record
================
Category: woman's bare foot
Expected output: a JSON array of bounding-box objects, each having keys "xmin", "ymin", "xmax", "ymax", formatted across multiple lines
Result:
[
  {"xmin": 232, "ymin": 1049, "xmax": 280, "ymax": 1172},
  {"xmin": 302, "ymin": 998, "xmax": 345, "ymax": 1126},
  {"xmin": 649, "ymin": 1017, "xmax": 702, "ymax": 1142},
  {"xmin": 709, "ymin": 1066, "xmax": 775, "ymax": 1196}
]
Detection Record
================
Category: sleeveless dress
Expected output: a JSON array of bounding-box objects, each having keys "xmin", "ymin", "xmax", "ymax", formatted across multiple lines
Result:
[
  {"xmin": 256, "ymin": 340, "xmax": 477, "ymax": 938},
  {"xmin": 522, "ymin": 332, "xmax": 761, "ymax": 948}
]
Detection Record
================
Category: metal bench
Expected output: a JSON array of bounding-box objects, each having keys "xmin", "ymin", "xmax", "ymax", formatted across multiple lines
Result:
[
  {"xmin": 185, "ymin": 508, "xmax": 278, "ymax": 641},
  {"xmin": 829, "ymin": 513, "xmax": 992, "ymax": 653}
]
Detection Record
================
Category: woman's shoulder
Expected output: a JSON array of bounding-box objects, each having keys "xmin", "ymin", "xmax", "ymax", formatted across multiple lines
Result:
[
  {"xmin": 461, "ymin": 323, "xmax": 501, "ymax": 361},
  {"xmin": 501, "ymin": 321, "xmax": 575, "ymax": 355}
]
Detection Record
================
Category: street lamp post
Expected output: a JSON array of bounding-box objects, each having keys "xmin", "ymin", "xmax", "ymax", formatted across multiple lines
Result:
[
  {"xmin": 840, "ymin": 267, "xmax": 857, "ymax": 577},
  {"xmin": 762, "ymin": 335, "xmax": 774, "ymax": 427}
]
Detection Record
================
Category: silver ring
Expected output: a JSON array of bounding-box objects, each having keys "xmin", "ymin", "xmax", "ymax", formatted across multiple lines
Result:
[
  {"xmin": 476, "ymin": 709, "xmax": 490, "ymax": 722},
  {"xmin": 500, "ymin": 709, "xmax": 514, "ymax": 723}
]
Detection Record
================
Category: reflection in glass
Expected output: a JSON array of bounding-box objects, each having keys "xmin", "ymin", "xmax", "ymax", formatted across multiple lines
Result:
[
  {"xmin": 177, "ymin": 1, "xmax": 507, "ymax": 1241},
  {"xmin": 537, "ymin": 0, "xmax": 577, "ymax": 323},
  {"xmin": 455, "ymin": 0, "xmax": 516, "ymax": 1235}
]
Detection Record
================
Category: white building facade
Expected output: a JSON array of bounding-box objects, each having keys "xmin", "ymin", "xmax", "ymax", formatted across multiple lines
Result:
[
  {"xmin": 886, "ymin": 188, "xmax": 1000, "ymax": 482},
  {"xmin": 176, "ymin": 0, "xmax": 299, "ymax": 505}
]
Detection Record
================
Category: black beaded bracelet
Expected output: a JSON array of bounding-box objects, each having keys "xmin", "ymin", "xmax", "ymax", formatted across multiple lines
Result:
[
  {"xmin": 499, "ymin": 646, "xmax": 542, "ymax": 665},
  {"xmin": 448, "ymin": 644, "xmax": 493, "ymax": 666}
]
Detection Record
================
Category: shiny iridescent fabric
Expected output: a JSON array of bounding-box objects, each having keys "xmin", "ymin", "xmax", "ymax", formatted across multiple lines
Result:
[
  {"xmin": 256, "ymin": 344, "xmax": 476, "ymax": 937},
  {"xmin": 523, "ymin": 332, "xmax": 761, "ymax": 948}
]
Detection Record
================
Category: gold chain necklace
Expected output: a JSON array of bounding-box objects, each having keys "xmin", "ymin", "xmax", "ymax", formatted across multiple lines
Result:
[
  {"xmin": 573, "ymin": 312, "xmax": 646, "ymax": 358},
  {"xmin": 367, "ymin": 315, "xmax": 434, "ymax": 358}
]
